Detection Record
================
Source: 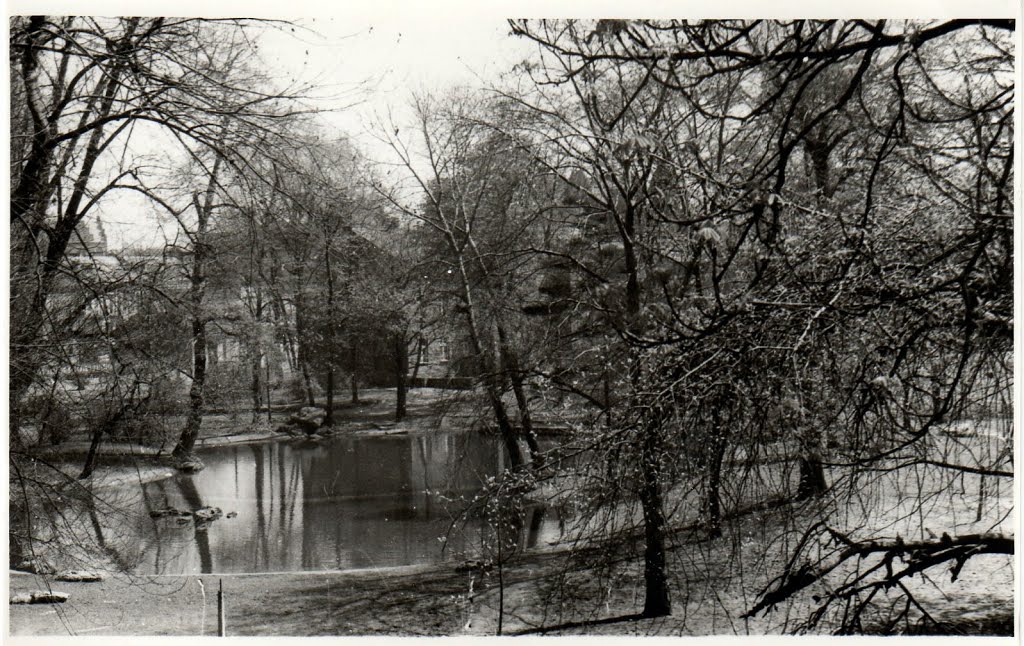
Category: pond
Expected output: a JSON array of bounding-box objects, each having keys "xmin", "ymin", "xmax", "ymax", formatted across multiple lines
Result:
[{"xmin": 38, "ymin": 432, "xmax": 564, "ymax": 576}]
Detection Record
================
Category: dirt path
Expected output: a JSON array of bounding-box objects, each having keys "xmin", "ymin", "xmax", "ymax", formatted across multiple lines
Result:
[{"xmin": 8, "ymin": 565, "xmax": 474, "ymax": 636}]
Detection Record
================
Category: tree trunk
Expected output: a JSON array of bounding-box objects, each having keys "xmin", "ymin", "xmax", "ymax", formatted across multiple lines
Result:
[
  {"xmin": 498, "ymin": 324, "xmax": 541, "ymax": 468},
  {"xmin": 323, "ymin": 236, "xmax": 335, "ymax": 426},
  {"xmin": 294, "ymin": 284, "xmax": 316, "ymax": 407},
  {"xmin": 449, "ymin": 255, "xmax": 523, "ymax": 469},
  {"xmin": 173, "ymin": 316, "xmax": 207, "ymax": 459},
  {"xmin": 705, "ymin": 432, "xmax": 727, "ymax": 539},
  {"xmin": 510, "ymin": 370, "xmax": 540, "ymax": 465},
  {"xmin": 639, "ymin": 417, "xmax": 670, "ymax": 617},
  {"xmin": 796, "ymin": 455, "xmax": 828, "ymax": 500},
  {"xmin": 172, "ymin": 154, "xmax": 221, "ymax": 460},
  {"xmin": 80, "ymin": 401, "xmax": 131, "ymax": 479},
  {"xmin": 623, "ymin": 204, "xmax": 670, "ymax": 617},
  {"xmin": 325, "ymin": 366, "xmax": 335, "ymax": 426},
  {"xmin": 80, "ymin": 426, "xmax": 105, "ymax": 480},
  {"xmin": 299, "ymin": 362, "xmax": 316, "ymax": 407},
  {"xmin": 603, "ymin": 370, "xmax": 612, "ymax": 428},
  {"xmin": 250, "ymin": 351, "xmax": 262, "ymax": 423},
  {"xmin": 410, "ymin": 336, "xmax": 424, "ymax": 383},
  {"xmin": 793, "ymin": 135, "xmax": 833, "ymax": 501},
  {"xmin": 349, "ymin": 345, "xmax": 359, "ymax": 404},
  {"xmin": 395, "ymin": 334, "xmax": 408, "ymax": 422},
  {"xmin": 489, "ymin": 389, "xmax": 523, "ymax": 470},
  {"xmin": 265, "ymin": 356, "xmax": 272, "ymax": 423}
]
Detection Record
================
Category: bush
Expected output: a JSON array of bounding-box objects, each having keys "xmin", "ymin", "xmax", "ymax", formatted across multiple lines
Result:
[
  {"xmin": 281, "ymin": 372, "xmax": 320, "ymax": 404},
  {"xmin": 19, "ymin": 395, "xmax": 79, "ymax": 446},
  {"xmin": 106, "ymin": 379, "xmax": 187, "ymax": 446},
  {"xmin": 204, "ymin": 363, "xmax": 251, "ymax": 409}
]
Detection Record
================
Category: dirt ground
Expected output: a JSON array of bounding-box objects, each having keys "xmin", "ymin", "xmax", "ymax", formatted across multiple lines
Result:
[
  {"xmin": 7, "ymin": 396, "xmax": 1015, "ymax": 638},
  {"xmin": 8, "ymin": 564, "xmax": 474, "ymax": 636},
  {"xmin": 8, "ymin": 504, "xmax": 1013, "ymax": 638}
]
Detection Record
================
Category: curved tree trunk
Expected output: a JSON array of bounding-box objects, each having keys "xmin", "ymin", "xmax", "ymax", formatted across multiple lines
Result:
[
  {"xmin": 173, "ymin": 304, "xmax": 208, "ymax": 459},
  {"xmin": 172, "ymin": 154, "xmax": 221, "ymax": 460},
  {"xmin": 498, "ymin": 324, "xmax": 541, "ymax": 467}
]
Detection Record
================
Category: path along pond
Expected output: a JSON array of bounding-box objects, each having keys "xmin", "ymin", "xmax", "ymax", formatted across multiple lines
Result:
[{"xmin": 43, "ymin": 432, "xmax": 564, "ymax": 576}]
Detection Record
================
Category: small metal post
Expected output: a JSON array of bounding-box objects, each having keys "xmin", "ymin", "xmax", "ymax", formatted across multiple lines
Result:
[{"xmin": 217, "ymin": 578, "xmax": 226, "ymax": 636}]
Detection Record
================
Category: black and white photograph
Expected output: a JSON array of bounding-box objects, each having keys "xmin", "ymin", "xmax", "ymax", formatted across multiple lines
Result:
[{"xmin": 5, "ymin": 3, "xmax": 1017, "ymax": 639}]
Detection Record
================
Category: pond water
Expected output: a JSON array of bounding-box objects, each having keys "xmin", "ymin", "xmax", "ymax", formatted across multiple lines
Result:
[{"xmin": 45, "ymin": 433, "xmax": 564, "ymax": 576}]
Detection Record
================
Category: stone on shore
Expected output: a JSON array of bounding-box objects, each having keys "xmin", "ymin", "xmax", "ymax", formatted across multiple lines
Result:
[
  {"xmin": 54, "ymin": 570, "xmax": 105, "ymax": 583},
  {"xmin": 11, "ymin": 591, "xmax": 69, "ymax": 604},
  {"xmin": 174, "ymin": 456, "xmax": 205, "ymax": 473},
  {"xmin": 193, "ymin": 506, "xmax": 223, "ymax": 521},
  {"xmin": 149, "ymin": 507, "xmax": 192, "ymax": 519},
  {"xmin": 13, "ymin": 559, "xmax": 54, "ymax": 575},
  {"xmin": 283, "ymin": 406, "xmax": 327, "ymax": 435}
]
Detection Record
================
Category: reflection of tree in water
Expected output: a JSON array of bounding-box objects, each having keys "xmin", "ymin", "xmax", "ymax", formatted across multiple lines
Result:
[
  {"xmin": 87, "ymin": 501, "xmax": 138, "ymax": 572},
  {"xmin": 279, "ymin": 444, "xmax": 303, "ymax": 546},
  {"xmin": 73, "ymin": 486, "xmax": 145, "ymax": 571},
  {"xmin": 75, "ymin": 434, "xmax": 559, "ymax": 575},
  {"xmin": 251, "ymin": 444, "xmax": 269, "ymax": 570},
  {"xmin": 10, "ymin": 468, "xmax": 152, "ymax": 575},
  {"xmin": 176, "ymin": 476, "xmax": 213, "ymax": 574},
  {"xmin": 140, "ymin": 478, "xmax": 194, "ymax": 574},
  {"xmin": 247, "ymin": 443, "xmax": 305, "ymax": 570},
  {"xmin": 525, "ymin": 505, "xmax": 545, "ymax": 548}
]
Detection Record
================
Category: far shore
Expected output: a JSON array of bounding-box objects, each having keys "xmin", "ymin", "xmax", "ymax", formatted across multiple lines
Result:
[{"xmin": 21, "ymin": 387, "xmax": 491, "ymax": 480}]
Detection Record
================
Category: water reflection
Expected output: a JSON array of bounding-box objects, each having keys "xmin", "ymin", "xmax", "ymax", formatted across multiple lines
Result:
[{"xmin": 123, "ymin": 433, "xmax": 558, "ymax": 574}]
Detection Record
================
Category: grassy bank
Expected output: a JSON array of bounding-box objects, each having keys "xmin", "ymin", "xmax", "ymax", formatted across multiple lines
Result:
[
  {"xmin": 9, "ymin": 564, "xmax": 472, "ymax": 636},
  {"xmin": 9, "ymin": 487, "xmax": 1013, "ymax": 637},
  {"xmin": 9, "ymin": 402, "xmax": 1014, "ymax": 637}
]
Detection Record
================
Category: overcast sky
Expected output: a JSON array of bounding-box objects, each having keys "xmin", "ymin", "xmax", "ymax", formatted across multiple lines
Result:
[
  {"xmin": 20, "ymin": 11, "xmax": 539, "ymax": 249},
  {"xmin": 7, "ymin": 2, "xmax": 1016, "ymax": 248},
  {"xmin": 258, "ymin": 15, "xmax": 532, "ymax": 156}
]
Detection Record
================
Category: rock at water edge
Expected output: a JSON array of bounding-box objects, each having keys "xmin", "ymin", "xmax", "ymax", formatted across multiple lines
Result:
[
  {"xmin": 54, "ymin": 570, "xmax": 105, "ymax": 583},
  {"xmin": 10, "ymin": 591, "xmax": 70, "ymax": 604}
]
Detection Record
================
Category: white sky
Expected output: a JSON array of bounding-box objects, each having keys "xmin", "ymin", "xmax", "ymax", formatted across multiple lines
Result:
[
  {"xmin": 5, "ymin": 1, "xmax": 1018, "ymax": 249},
  {"xmin": 257, "ymin": 15, "xmax": 532, "ymax": 158},
  {"xmin": 9, "ymin": 9, "xmax": 542, "ymax": 249}
]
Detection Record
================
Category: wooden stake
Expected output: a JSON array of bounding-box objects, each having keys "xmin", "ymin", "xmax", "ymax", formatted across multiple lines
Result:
[{"xmin": 217, "ymin": 578, "xmax": 226, "ymax": 636}]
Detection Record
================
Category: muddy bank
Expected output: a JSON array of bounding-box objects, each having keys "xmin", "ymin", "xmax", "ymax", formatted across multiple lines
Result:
[
  {"xmin": 19, "ymin": 388, "xmax": 469, "ymax": 488},
  {"xmin": 8, "ymin": 476, "xmax": 1015, "ymax": 637},
  {"xmin": 9, "ymin": 527, "xmax": 1012, "ymax": 637},
  {"xmin": 10, "ymin": 395, "xmax": 1013, "ymax": 637},
  {"xmin": 8, "ymin": 559, "xmax": 495, "ymax": 636}
]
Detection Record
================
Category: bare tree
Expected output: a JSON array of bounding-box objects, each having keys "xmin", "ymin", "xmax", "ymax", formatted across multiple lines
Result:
[
  {"xmin": 9, "ymin": 16, "xmax": 313, "ymax": 446},
  {"xmin": 501, "ymin": 18, "xmax": 1012, "ymax": 632}
]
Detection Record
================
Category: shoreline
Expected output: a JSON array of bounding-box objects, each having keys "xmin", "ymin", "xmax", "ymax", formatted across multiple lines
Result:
[
  {"xmin": 9, "ymin": 395, "xmax": 1013, "ymax": 637},
  {"xmin": 19, "ymin": 387, "xmax": 483, "ymax": 492},
  {"xmin": 8, "ymin": 534, "xmax": 1013, "ymax": 637}
]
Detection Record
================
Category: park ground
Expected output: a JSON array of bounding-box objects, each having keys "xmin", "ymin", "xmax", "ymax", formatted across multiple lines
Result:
[
  {"xmin": 8, "ymin": 506, "xmax": 1013, "ymax": 637},
  {"xmin": 7, "ymin": 388, "xmax": 1016, "ymax": 637}
]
